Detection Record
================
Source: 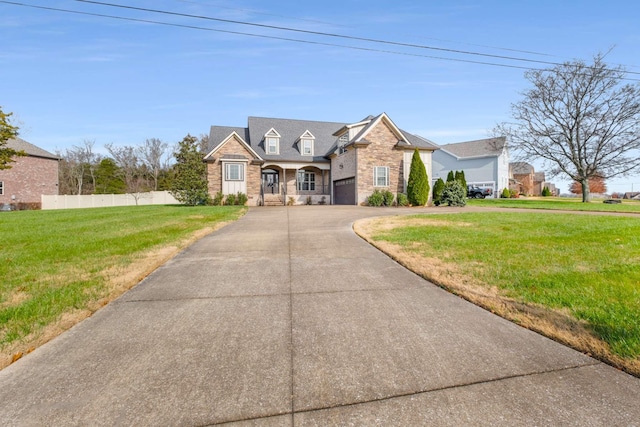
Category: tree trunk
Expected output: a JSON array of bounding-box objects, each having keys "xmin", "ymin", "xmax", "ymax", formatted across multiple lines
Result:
[{"xmin": 581, "ymin": 178, "xmax": 591, "ymax": 202}]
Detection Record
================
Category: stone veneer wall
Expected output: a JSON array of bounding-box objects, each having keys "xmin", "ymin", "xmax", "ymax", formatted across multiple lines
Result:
[
  {"xmin": 207, "ymin": 136, "xmax": 261, "ymax": 206},
  {"xmin": 355, "ymin": 121, "xmax": 405, "ymax": 205},
  {"xmin": 0, "ymin": 156, "xmax": 58, "ymax": 205}
]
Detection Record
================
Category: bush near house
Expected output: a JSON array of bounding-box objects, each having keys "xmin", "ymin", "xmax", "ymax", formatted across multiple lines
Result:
[
  {"xmin": 396, "ymin": 193, "xmax": 409, "ymax": 207},
  {"xmin": 367, "ymin": 189, "xmax": 385, "ymax": 207},
  {"xmin": 432, "ymin": 178, "xmax": 445, "ymax": 206},
  {"xmin": 407, "ymin": 149, "xmax": 430, "ymax": 206},
  {"xmin": 441, "ymin": 180, "xmax": 466, "ymax": 206},
  {"xmin": 542, "ymin": 186, "xmax": 552, "ymax": 197}
]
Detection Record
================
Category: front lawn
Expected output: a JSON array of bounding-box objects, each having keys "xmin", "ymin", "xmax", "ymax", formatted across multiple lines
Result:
[
  {"xmin": 468, "ymin": 197, "xmax": 640, "ymax": 213},
  {"xmin": 0, "ymin": 205, "xmax": 244, "ymax": 368},
  {"xmin": 356, "ymin": 212, "xmax": 640, "ymax": 376}
]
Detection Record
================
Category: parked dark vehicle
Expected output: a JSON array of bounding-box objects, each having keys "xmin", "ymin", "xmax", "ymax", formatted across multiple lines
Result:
[{"xmin": 467, "ymin": 185, "xmax": 493, "ymax": 199}]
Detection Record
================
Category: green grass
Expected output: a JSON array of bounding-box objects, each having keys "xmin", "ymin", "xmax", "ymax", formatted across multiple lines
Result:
[
  {"xmin": 373, "ymin": 212, "xmax": 640, "ymax": 359},
  {"xmin": 468, "ymin": 197, "xmax": 640, "ymax": 213},
  {"xmin": 0, "ymin": 205, "xmax": 244, "ymax": 349}
]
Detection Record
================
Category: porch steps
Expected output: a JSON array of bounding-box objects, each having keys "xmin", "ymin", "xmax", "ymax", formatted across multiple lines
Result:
[{"xmin": 263, "ymin": 194, "xmax": 285, "ymax": 206}]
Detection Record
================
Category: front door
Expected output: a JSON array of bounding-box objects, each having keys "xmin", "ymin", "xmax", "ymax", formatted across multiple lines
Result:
[{"xmin": 262, "ymin": 170, "xmax": 279, "ymax": 194}]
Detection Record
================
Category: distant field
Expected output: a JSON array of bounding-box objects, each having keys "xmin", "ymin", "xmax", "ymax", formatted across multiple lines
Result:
[
  {"xmin": 0, "ymin": 205, "xmax": 244, "ymax": 368},
  {"xmin": 468, "ymin": 197, "xmax": 640, "ymax": 213},
  {"xmin": 357, "ymin": 211, "xmax": 640, "ymax": 376}
]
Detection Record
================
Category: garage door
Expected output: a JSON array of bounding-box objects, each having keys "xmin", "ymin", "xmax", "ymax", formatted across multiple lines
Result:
[{"xmin": 333, "ymin": 178, "xmax": 356, "ymax": 205}]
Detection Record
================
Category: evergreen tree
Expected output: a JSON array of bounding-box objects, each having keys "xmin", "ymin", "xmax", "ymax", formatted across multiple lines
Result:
[
  {"xmin": 170, "ymin": 134, "xmax": 211, "ymax": 206},
  {"xmin": 95, "ymin": 158, "xmax": 126, "ymax": 194},
  {"xmin": 406, "ymin": 149, "xmax": 430, "ymax": 206},
  {"xmin": 442, "ymin": 180, "xmax": 467, "ymax": 207},
  {"xmin": 455, "ymin": 170, "xmax": 468, "ymax": 196},
  {"xmin": 446, "ymin": 170, "xmax": 455, "ymax": 182},
  {"xmin": 432, "ymin": 178, "xmax": 445, "ymax": 206},
  {"xmin": 0, "ymin": 106, "xmax": 25, "ymax": 170}
]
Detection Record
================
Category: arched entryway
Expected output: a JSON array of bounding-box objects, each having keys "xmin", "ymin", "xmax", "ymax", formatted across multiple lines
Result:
[{"xmin": 262, "ymin": 168, "xmax": 280, "ymax": 195}]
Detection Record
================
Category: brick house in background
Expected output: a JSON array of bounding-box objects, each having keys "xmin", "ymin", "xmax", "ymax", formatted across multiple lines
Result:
[
  {"xmin": 206, "ymin": 113, "xmax": 438, "ymax": 205},
  {"xmin": 0, "ymin": 137, "xmax": 59, "ymax": 208},
  {"xmin": 509, "ymin": 162, "xmax": 558, "ymax": 196}
]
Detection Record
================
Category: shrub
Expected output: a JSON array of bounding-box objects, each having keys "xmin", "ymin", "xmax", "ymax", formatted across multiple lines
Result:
[
  {"xmin": 396, "ymin": 193, "xmax": 409, "ymax": 206},
  {"xmin": 367, "ymin": 189, "xmax": 384, "ymax": 207},
  {"xmin": 542, "ymin": 186, "xmax": 552, "ymax": 197},
  {"xmin": 433, "ymin": 178, "xmax": 445, "ymax": 206},
  {"xmin": 287, "ymin": 196, "xmax": 295, "ymax": 206},
  {"xmin": 455, "ymin": 170, "xmax": 467, "ymax": 197},
  {"xmin": 446, "ymin": 171, "xmax": 455, "ymax": 182},
  {"xmin": 236, "ymin": 192, "xmax": 248, "ymax": 206},
  {"xmin": 306, "ymin": 196, "xmax": 312, "ymax": 205},
  {"xmin": 225, "ymin": 193, "xmax": 236, "ymax": 206},
  {"xmin": 407, "ymin": 149, "xmax": 430, "ymax": 206},
  {"xmin": 510, "ymin": 189, "xmax": 520, "ymax": 198},
  {"xmin": 441, "ymin": 180, "xmax": 467, "ymax": 207},
  {"xmin": 319, "ymin": 196, "xmax": 327, "ymax": 205},
  {"xmin": 382, "ymin": 190, "xmax": 394, "ymax": 206},
  {"xmin": 212, "ymin": 191, "xmax": 224, "ymax": 206},
  {"xmin": 501, "ymin": 188, "xmax": 511, "ymax": 199}
]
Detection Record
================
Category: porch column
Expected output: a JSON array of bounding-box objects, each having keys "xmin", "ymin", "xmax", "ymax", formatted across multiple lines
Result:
[
  {"xmin": 322, "ymin": 170, "xmax": 326, "ymax": 194},
  {"xmin": 283, "ymin": 169, "xmax": 286, "ymax": 198}
]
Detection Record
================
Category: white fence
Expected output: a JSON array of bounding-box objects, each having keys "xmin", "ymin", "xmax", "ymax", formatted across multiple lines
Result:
[{"xmin": 41, "ymin": 191, "xmax": 179, "ymax": 210}]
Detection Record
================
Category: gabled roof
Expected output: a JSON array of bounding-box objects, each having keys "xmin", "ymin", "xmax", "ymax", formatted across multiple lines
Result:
[
  {"xmin": 204, "ymin": 130, "xmax": 263, "ymax": 161},
  {"xmin": 510, "ymin": 162, "xmax": 534, "ymax": 175},
  {"xmin": 208, "ymin": 114, "xmax": 436, "ymax": 162},
  {"xmin": 5, "ymin": 137, "xmax": 58, "ymax": 160},
  {"xmin": 439, "ymin": 137, "xmax": 506, "ymax": 159}
]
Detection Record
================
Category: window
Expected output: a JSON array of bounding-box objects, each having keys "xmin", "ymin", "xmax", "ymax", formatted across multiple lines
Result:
[
  {"xmin": 301, "ymin": 138, "xmax": 313, "ymax": 156},
  {"xmin": 374, "ymin": 166, "xmax": 389, "ymax": 187},
  {"xmin": 0, "ymin": 181, "xmax": 3, "ymax": 195},
  {"xmin": 297, "ymin": 171, "xmax": 315, "ymax": 191},
  {"xmin": 225, "ymin": 163, "xmax": 244, "ymax": 181},
  {"xmin": 338, "ymin": 133, "xmax": 349, "ymax": 154},
  {"xmin": 266, "ymin": 137, "xmax": 279, "ymax": 155}
]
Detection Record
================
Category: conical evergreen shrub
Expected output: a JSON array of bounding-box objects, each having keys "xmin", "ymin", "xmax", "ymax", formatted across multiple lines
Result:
[{"xmin": 406, "ymin": 149, "xmax": 430, "ymax": 206}]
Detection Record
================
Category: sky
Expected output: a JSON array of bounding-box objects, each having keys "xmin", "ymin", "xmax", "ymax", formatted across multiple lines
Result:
[{"xmin": 2, "ymin": 0, "xmax": 640, "ymax": 194}]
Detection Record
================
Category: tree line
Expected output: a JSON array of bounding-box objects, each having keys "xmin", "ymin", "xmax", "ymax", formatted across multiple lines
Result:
[{"xmin": 57, "ymin": 134, "xmax": 210, "ymax": 196}]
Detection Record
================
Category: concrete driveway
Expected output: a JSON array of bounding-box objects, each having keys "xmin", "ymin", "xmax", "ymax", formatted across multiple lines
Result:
[{"xmin": 1, "ymin": 206, "xmax": 639, "ymax": 426}]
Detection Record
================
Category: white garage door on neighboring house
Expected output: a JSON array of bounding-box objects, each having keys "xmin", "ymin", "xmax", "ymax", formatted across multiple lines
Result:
[
  {"xmin": 333, "ymin": 177, "xmax": 356, "ymax": 205},
  {"xmin": 222, "ymin": 161, "xmax": 247, "ymax": 195}
]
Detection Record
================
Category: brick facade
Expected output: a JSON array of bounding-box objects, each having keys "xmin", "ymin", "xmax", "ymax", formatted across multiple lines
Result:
[
  {"xmin": 0, "ymin": 155, "xmax": 59, "ymax": 206},
  {"xmin": 355, "ymin": 121, "xmax": 405, "ymax": 205},
  {"xmin": 206, "ymin": 135, "xmax": 261, "ymax": 205}
]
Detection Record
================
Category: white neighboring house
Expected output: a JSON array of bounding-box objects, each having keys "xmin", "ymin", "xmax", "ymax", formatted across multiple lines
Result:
[{"xmin": 431, "ymin": 137, "xmax": 509, "ymax": 197}]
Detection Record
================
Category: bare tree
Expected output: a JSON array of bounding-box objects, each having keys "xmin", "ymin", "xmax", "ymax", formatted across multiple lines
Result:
[
  {"xmin": 106, "ymin": 143, "xmax": 149, "ymax": 202},
  {"xmin": 137, "ymin": 138, "xmax": 169, "ymax": 191},
  {"xmin": 497, "ymin": 53, "xmax": 640, "ymax": 202},
  {"xmin": 58, "ymin": 140, "xmax": 101, "ymax": 195}
]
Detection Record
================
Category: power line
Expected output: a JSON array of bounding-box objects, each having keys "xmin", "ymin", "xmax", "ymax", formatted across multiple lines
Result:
[
  {"xmin": 169, "ymin": 0, "xmax": 562, "ymax": 59},
  {"xmin": 69, "ymin": 0, "xmax": 640, "ymax": 76},
  {"xmin": 0, "ymin": 1, "xmax": 539, "ymax": 70},
  {"xmin": 3, "ymin": 0, "xmax": 640, "ymax": 81}
]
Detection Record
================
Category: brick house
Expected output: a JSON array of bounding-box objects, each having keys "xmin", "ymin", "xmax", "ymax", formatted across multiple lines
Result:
[
  {"xmin": 205, "ymin": 113, "xmax": 438, "ymax": 205},
  {"xmin": 0, "ymin": 137, "xmax": 59, "ymax": 208},
  {"xmin": 509, "ymin": 162, "xmax": 558, "ymax": 196}
]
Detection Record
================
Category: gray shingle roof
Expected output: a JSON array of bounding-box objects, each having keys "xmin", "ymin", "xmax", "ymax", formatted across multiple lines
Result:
[
  {"xmin": 208, "ymin": 115, "xmax": 437, "ymax": 162},
  {"xmin": 440, "ymin": 137, "xmax": 506, "ymax": 158},
  {"xmin": 5, "ymin": 137, "xmax": 58, "ymax": 160}
]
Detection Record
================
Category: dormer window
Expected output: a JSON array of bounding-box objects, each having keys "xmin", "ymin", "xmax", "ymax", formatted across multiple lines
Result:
[
  {"xmin": 264, "ymin": 128, "xmax": 281, "ymax": 155},
  {"xmin": 299, "ymin": 130, "xmax": 315, "ymax": 156}
]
